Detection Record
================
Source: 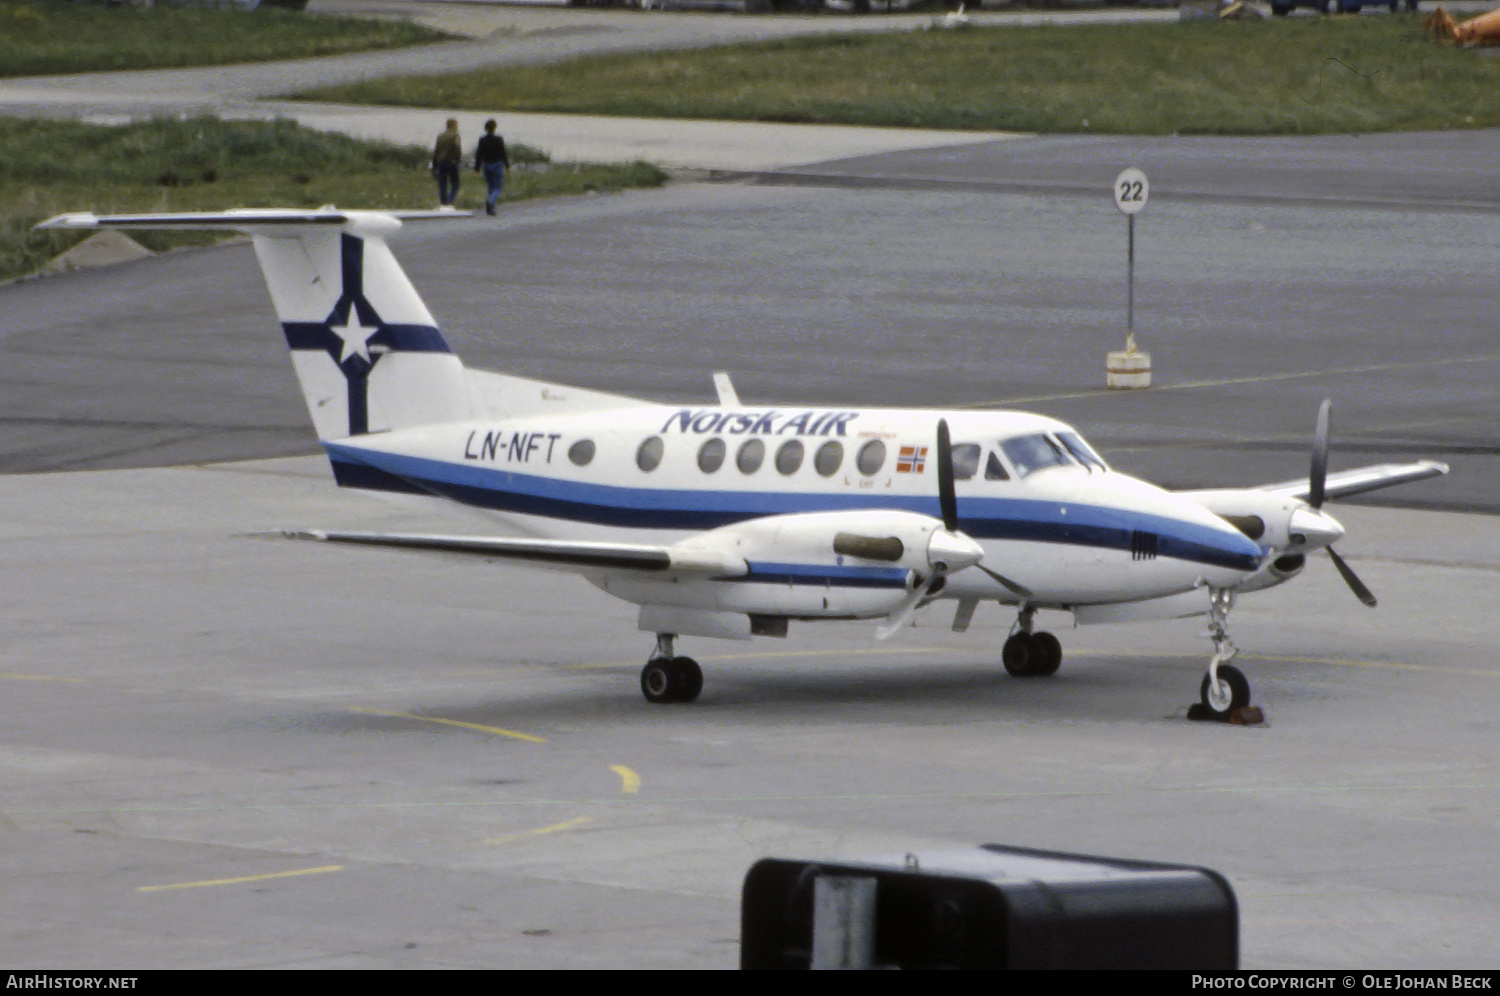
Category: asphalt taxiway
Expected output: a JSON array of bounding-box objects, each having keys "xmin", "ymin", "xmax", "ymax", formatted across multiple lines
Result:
[{"xmin": 1, "ymin": 457, "xmax": 1497, "ymax": 968}]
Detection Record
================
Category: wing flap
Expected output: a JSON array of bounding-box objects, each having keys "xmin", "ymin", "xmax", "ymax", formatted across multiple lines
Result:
[{"xmin": 284, "ymin": 530, "xmax": 745, "ymax": 577}]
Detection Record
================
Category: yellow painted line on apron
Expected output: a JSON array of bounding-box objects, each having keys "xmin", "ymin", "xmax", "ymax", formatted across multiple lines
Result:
[
  {"xmin": 1072, "ymin": 649, "xmax": 1500, "ymax": 680},
  {"xmin": 561, "ymin": 645, "xmax": 961, "ymax": 671},
  {"xmin": 610, "ymin": 765, "xmax": 641, "ymax": 795},
  {"xmin": 484, "ymin": 816, "xmax": 591, "ymax": 846},
  {"xmin": 961, "ymin": 352, "xmax": 1500, "ymax": 408},
  {"xmin": 0, "ymin": 672, "xmax": 85, "ymax": 684},
  {"xmin": 350, "ymin": 706, "xmax": 545, "ymax": 743},
  {"xmin": 138, "ymin": 864, "xmax": 343, "ymax": 892}
]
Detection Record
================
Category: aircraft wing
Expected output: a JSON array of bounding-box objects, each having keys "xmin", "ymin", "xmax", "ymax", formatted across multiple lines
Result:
[
  {"xmin": 1257, "ymin": 460, "xmax": 1449, "ymax": 502},
  {"xmin": 284, "ymin": 530, "xmax": 746, "ymax": 578}
]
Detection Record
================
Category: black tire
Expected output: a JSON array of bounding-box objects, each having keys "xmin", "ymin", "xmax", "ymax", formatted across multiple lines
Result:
[
  {"xmin": 1271, "ymin": 4, "xmax": 1291, "ymax": 14},
  {"xmin": 641, "ymin": 659, "xmax": 680, "ymax": 704},
  {"xmin": 1031, "ymin": 632, "xmax": 1063, "ymax": 676},
  {"xmin": 1002, "ymin": 633, "xmax": 1036, "ymax": 676},
  {"xmin": 673, "ymin": 657, "xmax": 703, "ymax": 703},
  {"xmin": 1199, "ymin": 664, "xmax": 1251, "ymax": 720}
]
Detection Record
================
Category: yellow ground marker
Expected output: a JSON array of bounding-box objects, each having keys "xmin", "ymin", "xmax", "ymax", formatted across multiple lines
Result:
[
  {"xmin": 138, "ymin": 864, "xmax": 343, "ymax": 892},
  {"xmin": 610, "ymin": 765, "xmax": 641, "ymax": 795},
  {"xmin": 350, "ymin": 706, "xmax": 545, "ymax": 743},
  {"xmin": 484, "ymin": 816, "xmax": 591, "ymax": 846}
]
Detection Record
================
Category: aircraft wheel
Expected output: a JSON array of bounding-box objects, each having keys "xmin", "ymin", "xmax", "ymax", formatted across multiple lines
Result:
[
  {"xmin": 674, "ymin": 656, "xmax": 703, "ymax": 703},
  {"xmin": 1199, "ymin": 664, "xmax": 1251, "ymax": 720},
  {"xmin": 1002, "ymin": 633, "xmax": 1037, "ymax": 676},
  {"xmin": 641, "ymin": 658, "xmax": 680, "ymax": 704},
  {"xmin": 1031, "ymin": 632, "xmax": 1062, "ymax": 676}
]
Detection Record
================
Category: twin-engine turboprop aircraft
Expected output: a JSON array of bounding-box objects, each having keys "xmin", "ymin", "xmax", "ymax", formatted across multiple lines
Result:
[{"xmin": 38, "ymin": 208, "xmax": 1449, "ymax": 717}]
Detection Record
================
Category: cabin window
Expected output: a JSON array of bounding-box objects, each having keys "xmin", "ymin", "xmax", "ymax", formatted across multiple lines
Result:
[
  {"xmin": 698, "ymin": 438, "xmax": 726, "ymax": 473},
  {"xmin": 1058, "ymin": 431, "xmax": 1108, "ymax": 472},
  {"xmin": 775, "ymin": 439, "xmax": 804, "ymax": 476},
  {"xmin": 737, "ymin": 438, "xmax": 765, "ymax": 475},
  {"xmin": 636, "ymin": 436, "xmax": 664, "ymax": 473},
  {"xmin": 1000, "ymin": 433, "xmax": 1070, "ymax": 479},
  {"xmin": 950, "ymin": 443, "xmax": 981, "ymax": 481},
  {"xmin": 814, "ymin": 440, "xmax": 843, "ymax": 477},
  {"xmin": 568, "ymin": 439, "xmax": 595, "ymax": 467},
  {"xmin": 985, "ymin": 451, "xmax": 1010, "ymax": 481},
  {"xmin": 856, "ymin": 440, "xmax": 886, "ymax": 476}
]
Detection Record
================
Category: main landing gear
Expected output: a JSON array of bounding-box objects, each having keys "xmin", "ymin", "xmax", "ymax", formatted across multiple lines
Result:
[
  {"xmin": 1002, "ymin": 606, "xmax": 1062, "ymax": 677},
  {"xmin": 1191, "ymin": 587, "xmax": 1258, "ymax": 723},
  {"xmin": 641, "ymin": 633, "xmax": 703, "ymax": 705}
]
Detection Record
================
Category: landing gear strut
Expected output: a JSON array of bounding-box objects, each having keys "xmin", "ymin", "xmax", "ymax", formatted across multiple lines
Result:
[
  {"xmin": 1002, "ymin": 605, "xmax": 1062, "ymax": 677},
  {"xmin": 1192, "ymin": 587, "xmax": 1256, "ymax": 722},
  {"xmin": 640, "ymin": 633, "xmax": 703, "ymax": 704}
]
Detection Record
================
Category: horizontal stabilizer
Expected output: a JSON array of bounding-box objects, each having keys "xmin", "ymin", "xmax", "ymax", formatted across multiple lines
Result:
[
  {"xmin": 284, "ymin": 530, "xmax": 746, "ymax": 577},
  {"xmin": 37, "ymin": 207, "xmax": 471, "ymax": 235},
  {"xmin": 1259, "ymin": 460, "xmax": 1449, "ymax": 502}
]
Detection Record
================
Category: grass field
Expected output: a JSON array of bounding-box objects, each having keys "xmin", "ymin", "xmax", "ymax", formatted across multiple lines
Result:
[
  {"xmin": 297, "ymin": 17, "xmax": 1500, "ymax": 135},
  {"xmin": 0, "ymin": 0, "xmax": 449, "ymax": 77},
  {"xmin": 4, "ymin": 117, "xmax": 667, "ymax": 282}
]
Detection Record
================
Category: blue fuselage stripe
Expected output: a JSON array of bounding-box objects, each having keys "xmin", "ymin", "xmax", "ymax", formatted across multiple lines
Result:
[
  {"xmin": 744, "ymin": 561, "xmax": 911, "ymax": 589},
  {"xmin": 326, "ymin": 449, "xmax": 1262, "ymax": 573}
]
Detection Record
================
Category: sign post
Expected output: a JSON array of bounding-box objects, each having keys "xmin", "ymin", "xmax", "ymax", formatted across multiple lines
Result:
[{"xmin": 1107, "ymin": 168, "xmax": 1151, "ymax": 389}]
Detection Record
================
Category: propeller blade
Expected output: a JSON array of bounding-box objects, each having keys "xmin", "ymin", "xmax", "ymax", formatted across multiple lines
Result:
[
  {"xmin": 977, "ymin": 564, "xmax": 1033, "ymax": 599},
  {"xmin": 1326, "ymin": 546, "xmax": 1377, "ymax": 608},
  {"xmin": 1309, "ymin": 398, "xmax": 1331, "ymax": 510},
  {"xmin": 936, "ymin": 418, "xmax": 958, "ymax": 533},
  {"xmin": 876, "ymin": 577, "xmax": 938, "ymax": 640}
]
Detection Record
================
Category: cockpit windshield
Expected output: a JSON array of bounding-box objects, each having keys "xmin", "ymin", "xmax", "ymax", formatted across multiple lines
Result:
[
  {"xmin": 1056, "ymin": 431, "xmax": 1108, "ymax": 472},
  {"xmin": 999, "ymin": 433, "xmax": 1072, "ymax": 478}
]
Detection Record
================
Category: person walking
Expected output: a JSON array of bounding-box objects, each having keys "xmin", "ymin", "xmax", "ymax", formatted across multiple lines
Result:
[
  {"xmin": 431, "ymin": 118, "xmax": 462, "ymax": 208},
  {"xmin": 474, "ymin": 119, "xmax": 511, "ymax": 217}
]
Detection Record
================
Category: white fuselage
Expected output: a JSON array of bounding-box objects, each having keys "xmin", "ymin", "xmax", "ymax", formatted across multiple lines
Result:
[{"xmin": 325, "ymin": 404, "xmax": 1266, "ymax": 623}]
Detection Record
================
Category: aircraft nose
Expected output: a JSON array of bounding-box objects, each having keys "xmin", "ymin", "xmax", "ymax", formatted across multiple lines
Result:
[
  {"xmin": 927, "ymin": 530, "xmax": 984, "ymax": 574},
  {"xmin": 1288, "ymin": 506, "xmax": 1345, "ymax": 552}
]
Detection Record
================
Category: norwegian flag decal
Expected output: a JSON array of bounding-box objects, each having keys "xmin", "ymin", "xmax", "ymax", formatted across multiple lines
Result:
[{"xmin": 897, "ymin": 445, "xmax": 928, "ymax": 474}]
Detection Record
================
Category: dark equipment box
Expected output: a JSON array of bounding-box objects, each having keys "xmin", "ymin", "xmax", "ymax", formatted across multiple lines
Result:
[{"xmin": 741, "ymin": 843, "xmax": 1238, "ymax": 969}]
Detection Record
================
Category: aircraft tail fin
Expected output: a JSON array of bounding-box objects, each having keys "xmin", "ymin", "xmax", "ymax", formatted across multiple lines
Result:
[{"xmin": 38, "ymin": 208, "xmax": 473, "ymax": 441}]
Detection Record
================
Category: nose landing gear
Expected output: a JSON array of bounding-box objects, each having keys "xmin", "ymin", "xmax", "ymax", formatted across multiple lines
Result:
[{"xmin": 1190, "ymin": 588, "xmax": 1261, "ymax": 724}]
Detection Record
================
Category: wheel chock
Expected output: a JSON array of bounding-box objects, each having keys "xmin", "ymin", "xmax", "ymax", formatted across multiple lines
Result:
[{"xmin": 1186, "ymin": 704, "xmax": 1266, "ymax": 725}]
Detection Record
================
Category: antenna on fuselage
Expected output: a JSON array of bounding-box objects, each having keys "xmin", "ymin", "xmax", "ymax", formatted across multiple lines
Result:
[{"xmin": 713, "ymin": 371, "xmax": 740, "ymax": 408}]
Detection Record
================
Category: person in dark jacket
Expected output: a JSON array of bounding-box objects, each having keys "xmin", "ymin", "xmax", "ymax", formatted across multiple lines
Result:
[
  {"xmin": 431, "ymin": 118, "xmax": 462, "ymax": 207},
  {"xmin": 474, "ymin": 119, "xmax": 511, "ymax": 216}
]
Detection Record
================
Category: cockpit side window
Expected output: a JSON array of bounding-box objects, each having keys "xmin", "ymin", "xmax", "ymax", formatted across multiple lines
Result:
[
  {"xmin": 1057, "ymin": 431, "xmax": 1108, "ymax": 472},
  {"xmin": 985, "ymin": 451, "xmax": 1010, "ymax": 481},
  {"xmin": 950, "ymin": 443, "xmax": 981, "ymax": 481},
  {"xmin": 1000, "ymin": 433, "xmax": 1071, "ymax": 478}
]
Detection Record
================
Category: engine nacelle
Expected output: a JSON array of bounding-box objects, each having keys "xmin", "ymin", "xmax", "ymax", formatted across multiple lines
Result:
[
  {"xmin": 1179, "ymin": 489, "xmax": 1343, "ymax": 556},
  {"xmin": 601, "ymin": 510, "xmax": 979, "ymax": 629}
]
